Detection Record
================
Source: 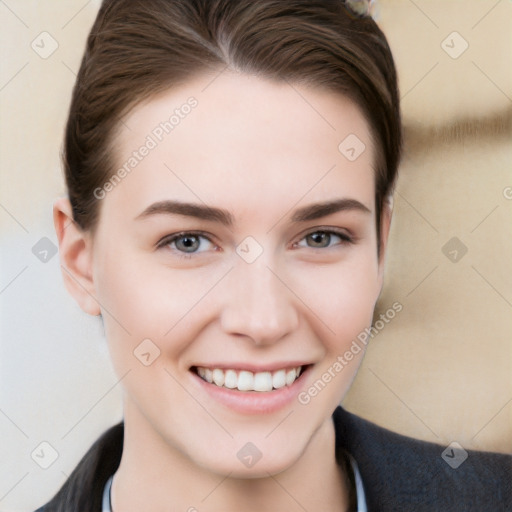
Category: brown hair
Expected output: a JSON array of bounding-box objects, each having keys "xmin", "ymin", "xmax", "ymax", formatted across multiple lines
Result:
[
  {"xmin": 42, "ymin": 0, "xmax": 401, "ymax": 509},
  {"xmin": 64, "ymin": 0, "xmax": 401, "ymax": 245}
]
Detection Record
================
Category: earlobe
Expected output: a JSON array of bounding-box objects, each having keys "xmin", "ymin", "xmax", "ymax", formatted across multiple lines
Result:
[{"xmin": 53, "ymin": 197, "xmax": 101, "ymax": 316}]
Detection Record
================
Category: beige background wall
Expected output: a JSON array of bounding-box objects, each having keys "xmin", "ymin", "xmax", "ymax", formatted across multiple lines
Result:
[{"xmin": 1, "ymin": 1, "xmax": 511, "ymax": 510}]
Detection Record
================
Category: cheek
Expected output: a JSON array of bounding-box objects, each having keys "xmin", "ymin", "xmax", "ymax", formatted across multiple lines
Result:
[
  {"xmin": 293, "ymin": 262, "xmax": 379, "ymax": 411},
  {"xmin": 93, "ymin": 247, "xmax": 224, "ymax": 361},
  {"xmin": 292, "ymin": 253, "xmax": 380, "ymax": 346},
  {"xmin": 294, "ymin": 259, "xmax": 378, "ymax": 405}
]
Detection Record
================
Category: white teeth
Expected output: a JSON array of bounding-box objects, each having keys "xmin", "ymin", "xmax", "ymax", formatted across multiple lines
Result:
[
  {"xmin": 237, "ymin": 371, "xmax": 254, "ymax": 391},
  {"xmin": 286, "ymin": 369, "xmax": 297, "ymax": 386},
  {"xmin": 272, "ymin": 369, "xmax": 286, "ymax": 389},
  {"xmin": 195, "ymin": 366, "xmax": 304, "ymax": 391},
  {"xmin": 254, "ymin": 371, "xmax": 272, "ymax": 392},
  {"xmin": 224, "ymin": 369, "xmax": 238, "ymax": 389},
  {"xmin": 212, "ymin": 368, "xmax": 225, "ymax": 387}
]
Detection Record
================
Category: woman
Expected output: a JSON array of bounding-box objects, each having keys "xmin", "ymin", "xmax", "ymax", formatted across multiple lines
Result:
[{"xmin": 35, "ymin": 0, "xmax": 511, "ymax": 510}]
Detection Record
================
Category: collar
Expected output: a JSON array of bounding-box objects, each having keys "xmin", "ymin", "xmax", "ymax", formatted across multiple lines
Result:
[
  {"xmin": 102, "ymin": 461, "xmax": 367, "ymax": 512},
  {"xmin": 348, "ymin": 452, "xmax": 368, "ymax": 511}
]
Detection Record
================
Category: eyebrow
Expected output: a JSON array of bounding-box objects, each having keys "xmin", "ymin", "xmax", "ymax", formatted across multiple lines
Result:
[
  {"xmin": 135, "ymin": 200, "xmax": 234, "ymax": 226},
  {"xmin": 291, "ymin": 198, "xmax": 371, "ymax": 222},
  {"xmin": 135, "ymin": 198, "xmax": 371, "ymax": 225}
]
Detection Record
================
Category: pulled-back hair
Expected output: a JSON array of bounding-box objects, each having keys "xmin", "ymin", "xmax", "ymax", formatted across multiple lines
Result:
[
  {"xmin": 64, "ymin": 0, "xmax": 401, "ymax": 244},
  {"xmin": 43, "ymin": 0, "xmax": 401, "ymax": 509}
]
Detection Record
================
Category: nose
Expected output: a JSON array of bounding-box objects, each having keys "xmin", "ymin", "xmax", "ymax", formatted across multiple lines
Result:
[{"xmin": 220, "ymin": 259, "xmax": 299, "ymax": 346}]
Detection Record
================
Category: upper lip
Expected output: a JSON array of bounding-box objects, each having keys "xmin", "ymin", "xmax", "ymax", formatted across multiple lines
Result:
[{"xmin": 191, "ymin": 362, "xmax": 312, "ymax": 373}]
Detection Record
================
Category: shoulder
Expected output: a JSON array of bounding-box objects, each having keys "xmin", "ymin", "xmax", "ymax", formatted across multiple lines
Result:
[
  {"xmin": 332, "ymin": 406, "xmax": 512, "ymax": 512},
  {"xmin": 32, "ymin": 422, "xmax": 123, "ymax": 512}
]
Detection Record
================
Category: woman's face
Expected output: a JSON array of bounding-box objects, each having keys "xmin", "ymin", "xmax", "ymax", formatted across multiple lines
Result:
[{"xmin": 87, "ymin": 71, "xmax": 388, "ymax": 476}]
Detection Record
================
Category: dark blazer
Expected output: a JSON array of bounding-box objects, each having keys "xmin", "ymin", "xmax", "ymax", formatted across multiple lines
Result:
[
  {"xmin": 332, "ymin": 407, "xmax": 511, "ymax": 511},
  {"xmin": 34, "ymin": 406, "xmax": 512, "ymax": 511}
]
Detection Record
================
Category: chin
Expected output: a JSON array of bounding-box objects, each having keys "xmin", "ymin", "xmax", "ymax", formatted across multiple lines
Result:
[{"xmin": 197, "ymin": 444, "xmax": 305, "ymax": 480}]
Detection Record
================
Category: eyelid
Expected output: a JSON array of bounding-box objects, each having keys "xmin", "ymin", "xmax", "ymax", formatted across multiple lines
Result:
[
  {"xmin": 155, "ymin": 226, "xmax": 355, "ymax": 255},
  {"xmin": 292, "ymin": 226, "xmax": 355, "ymax": 247},
  {"xmin": 156, "ymin": 230, "xmax": 217, "ymax": 251}
]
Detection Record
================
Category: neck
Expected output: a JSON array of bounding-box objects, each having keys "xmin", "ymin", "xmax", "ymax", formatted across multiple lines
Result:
[{"xmin": 111, "ymin": 403, "xmax": 349, "ymax": 511}]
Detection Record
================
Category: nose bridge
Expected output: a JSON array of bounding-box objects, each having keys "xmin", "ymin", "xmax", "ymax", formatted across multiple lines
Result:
[{"xmin": 220, "ymin": 256, "xmax": 298, "ymax": 344}]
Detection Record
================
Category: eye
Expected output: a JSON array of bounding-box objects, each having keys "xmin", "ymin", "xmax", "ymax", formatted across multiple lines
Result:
[
  {"xmin": 157, "ymin": 231, "xmax": 216, "ymax": 254},
  {"xmin": 294, "ymin": 229, "xmax": 353, "ymax": 249}
]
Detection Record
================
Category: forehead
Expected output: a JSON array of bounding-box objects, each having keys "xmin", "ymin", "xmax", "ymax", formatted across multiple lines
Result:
[{"xmin": 105, "ymin": 71, "xmax": 376, "ymax": 222}]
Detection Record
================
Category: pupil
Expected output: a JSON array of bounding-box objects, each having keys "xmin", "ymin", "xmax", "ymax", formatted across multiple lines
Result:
[
  {"xmin": 177, "ymin": 236, "xmax": 199, "ymax": 252},
  {"xmin": 309, "ymin": 232, "xmax": 329, "ymax": 247}
]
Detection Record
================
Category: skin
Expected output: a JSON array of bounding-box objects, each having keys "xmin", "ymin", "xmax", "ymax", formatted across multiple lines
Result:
[{"xmin": 55, "ymin": 71, "xmax": 392, "ymax": 511}]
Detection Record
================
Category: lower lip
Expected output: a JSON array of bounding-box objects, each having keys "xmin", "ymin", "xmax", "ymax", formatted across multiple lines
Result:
[{"xmin": 189, "ymin": 366, "xmax": 311, "ymax": 415}]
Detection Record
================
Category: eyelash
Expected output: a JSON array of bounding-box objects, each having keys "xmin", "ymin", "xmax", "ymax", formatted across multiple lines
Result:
[
  {"xmin": 293, "ymin": 228, "xmax": 354, "ymax": 249},
  {"xmin": 157, "ymin": 228, "xmax": 354, "ymax": 257}
]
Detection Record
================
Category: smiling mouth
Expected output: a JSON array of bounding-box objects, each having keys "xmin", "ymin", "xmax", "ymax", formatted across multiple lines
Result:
[{"xmin": 192, "ymin": 365, "xmax": 307, "ymax": 392}]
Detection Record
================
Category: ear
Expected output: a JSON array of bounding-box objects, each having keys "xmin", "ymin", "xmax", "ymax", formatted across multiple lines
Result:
[
  {"xmin": 376, "ymin": 195, "xmax": 393, "ymax": 286},
  {"xmin": 53, "ymin": 197, "xmax": 100, "ymax": 316}
]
